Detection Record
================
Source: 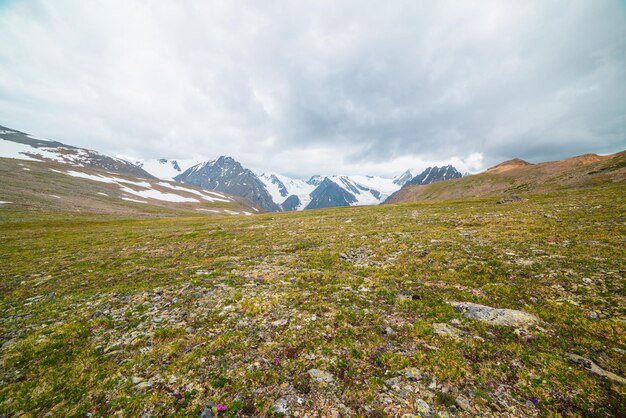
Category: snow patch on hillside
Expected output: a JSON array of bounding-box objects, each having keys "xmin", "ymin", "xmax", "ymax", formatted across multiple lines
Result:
[
  {"xmin": 51, "ymin": 169, "xmax": 204, "ymax": 204},
  {"xmin": 157, "ymin": 182, "xmax": 231, "ymax": 202},
  {"xmin": 122, "ymin": 157, "xmax": 203, "ymax": 179}
]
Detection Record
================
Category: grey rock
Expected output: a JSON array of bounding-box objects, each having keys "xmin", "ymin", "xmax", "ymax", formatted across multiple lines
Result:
[
  {"xmin": 496, "ymin": 195, "xmax": 524, "ymax": 204},
  {"xmin": 415, "ymin": 398, "xmax": 431, "ymax": 415},
  {"xmin": 308, "ymin": 368, "xmax": 334, "ymax": 383},
  {"xmin": 455, "ymin": 395, "xmax": 473, "ymax": 412},
  {"xmin": 433, "ymin": 323, "xmax": 464, "ymax": 340},
  {"xmin": 448, "ymin": 301, "xmax": 539, "ymax": 327},
  {"xmin": 200, "ymin": 401, "xmax": 216, "ymax": 418},
  {"xmin": 272, "ymin": 396, "xmax": 290, "ymax": 414},
  {"xmin": 384, "ymin": 376, "xmax": 402, "ymax": 387},
  {"xmin": 567, "ymin": 354, "xmax": 626, "ymax": 385},
  {"xmin": 400, "ymin": 367, "xmax": 423, "ymax": 380},
  {"xmin": 384, "ymin": 326, "xmax": 397, "ymax": 336},
  {"xmin": 271, "ymin": 318, "xmax": 289, "ymax": 327}
]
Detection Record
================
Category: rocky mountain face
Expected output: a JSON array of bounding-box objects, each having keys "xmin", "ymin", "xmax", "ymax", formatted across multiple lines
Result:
[
  {"xmin": 175, "ymin": 156, "xmax": 280, "ymax": 212},
  {"xmin": 280, "ymin": 195, "xmax": 302, "ymax": 211},
  {"xmin": 258, "ymin": 173, "xmax": 315, "ymax": 211},
  {"xmin": 307, "ymin": 175, "xmax": 323, "ymax": 186},
  {"xmin": 393, "ymin": 169, "xmax": 413, "ymax": 186},
  {"xmin": 0, "ymin": 125, "xmax": 154, "ymax": 178},
  {"xmin": 304, "ymin": 178, "xmax": 358, "ymax": 209},
  {"xmin": 406, "ymin": 165, "xmax": 463, "ymax": 186}
]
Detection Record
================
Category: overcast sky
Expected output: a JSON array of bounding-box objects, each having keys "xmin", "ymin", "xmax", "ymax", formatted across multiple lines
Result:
[{"xmin": 1, "ymin": 1, "xmax": 625, "ymax": 177}]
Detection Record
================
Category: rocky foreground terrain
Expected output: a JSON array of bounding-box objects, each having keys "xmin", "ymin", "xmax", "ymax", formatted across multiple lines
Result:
[{"xmin": 1, "ymin": 183, "xmax": 625, "ymax": 417}]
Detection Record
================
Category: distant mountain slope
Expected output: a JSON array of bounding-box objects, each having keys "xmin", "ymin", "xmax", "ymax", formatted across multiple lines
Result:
[
  {"xmin": 300, "ymin": 174, "xmax": 403, "ymax": 210},
  {"xmin": 0, "ymin": 157, "xmax": 258, "ymax": 216},
  {"xmin": 258, "ymin": 172, "xmax": 316, "ymax": 211},
  {"xmin": 406, "ymin": 165, "xmax": 462, "ymax": 185},
  {"xmin": 386, "ymin": 151, "xmax": 626, "ymax": 204},
  {"xmin": 393, "ymin": 170, "xmax": 413, "ymax": 186},
  {"xmin": 175, "ymin": 156, "xmax": 280, "ymax": 212},
  {"xmin": 0, "ymin": 125, "xmax": 154, "ymax": 178},
  {"xmin": 304, "ymin": 177, "xmax": 358, "ymax": 209}
]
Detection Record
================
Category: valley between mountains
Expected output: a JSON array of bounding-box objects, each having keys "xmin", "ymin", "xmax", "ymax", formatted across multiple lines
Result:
[{"xmin": 0, "ymin": 125, "xmax": 625, "ymax": 417}]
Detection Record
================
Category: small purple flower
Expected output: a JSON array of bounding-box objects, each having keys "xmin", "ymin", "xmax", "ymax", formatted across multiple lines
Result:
[
  {"xmin": 531, "ymin": 397, "xmax": 539, "ymax": 405},
  {"xmin": 216, "ymin": 403, "xmax": 227, "ymax": 412},
  {"xmin": 274, "ymin": 356, "xmax": 281, "ymax": 365}
]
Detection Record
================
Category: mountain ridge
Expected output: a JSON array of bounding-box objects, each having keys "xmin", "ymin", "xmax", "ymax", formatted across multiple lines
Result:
[
  {"xmin": 387, "ymin": 151, "xmax": 626, "ymax": 204},
  {"xmin": 175, "ymin": 157, "xmax": 281, "ymax": 212}
]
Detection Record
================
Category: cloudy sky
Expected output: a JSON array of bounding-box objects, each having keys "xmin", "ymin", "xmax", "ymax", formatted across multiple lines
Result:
[{"xmin": 0, "ymin": 0, "xmax": 625, "ymax": 177}]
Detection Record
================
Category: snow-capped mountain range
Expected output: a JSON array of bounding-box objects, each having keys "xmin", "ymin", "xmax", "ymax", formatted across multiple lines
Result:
[
  {"xmin": 1, "ymin": 123, "xmax": 464, "ymax": 212},
  {"xmin": 166, "ymin": 157, "xmax": 462, "ymax": 211}
]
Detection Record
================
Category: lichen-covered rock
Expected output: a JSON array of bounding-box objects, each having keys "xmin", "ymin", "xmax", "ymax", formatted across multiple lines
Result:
[
  {"xmin": 400, "ymin": 367, "xmax": 423, "ymax": 380},
  {"xmin": 449, "ymin": 301, "xmax": 539, "ymax": 327},
  {"xmin": 308, "ymin": 368, "xmax": 334, "ymax": 383},
  {"xmin": 415, "ymin": 398, "xmax": 431, "ymax": 416},
  {"xmin": 433, "ymin": 323, "xmax": 464, "ymax": 339},
  {"xmin": 567, "ymin": 354, "xmax": 626, "ymax": 385}
]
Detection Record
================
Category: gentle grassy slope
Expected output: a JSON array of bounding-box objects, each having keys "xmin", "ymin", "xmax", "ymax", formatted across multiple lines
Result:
[{"xmin": 1, "ymin": 184, "xmax": 625, "ymax": 417}]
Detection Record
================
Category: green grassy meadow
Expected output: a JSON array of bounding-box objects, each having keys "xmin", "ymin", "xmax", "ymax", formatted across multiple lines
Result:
[{"xmin": 1, "ymin": 184, "xmax": 625, "ymax": 417}]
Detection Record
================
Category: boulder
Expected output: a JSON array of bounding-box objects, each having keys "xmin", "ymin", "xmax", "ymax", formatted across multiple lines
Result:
[{"xmin": 449, "ymin": 301, "xmax": 539, "ymax": 327}]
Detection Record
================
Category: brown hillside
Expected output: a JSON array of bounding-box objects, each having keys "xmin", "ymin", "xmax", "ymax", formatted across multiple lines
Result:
[
  {"xmin": 486, "ymin": 158, "xmax": 532, "ymax": 173},
  {"xmin": 387, "ymin": 151, "xmax": 626, "ymax": 204}
]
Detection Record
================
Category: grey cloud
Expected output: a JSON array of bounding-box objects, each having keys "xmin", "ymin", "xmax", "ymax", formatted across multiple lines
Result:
[{"xmin": 0, "ymin": 0, "xmax": 624, "ymax": 177}]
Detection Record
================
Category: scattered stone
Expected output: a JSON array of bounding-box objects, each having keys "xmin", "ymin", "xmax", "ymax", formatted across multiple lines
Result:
[
  {"xmin": 135, "ymin": 381, "xmax": 153, "ymax": 390},
  {"xmin": 455, "ymin": 395, "xmax": 473, "ymax": 412},
  {"xmin": 308, "ymin": 368, "xmax": 334, "ymax": 383},
  {"xmin": 567, "ymin": 354, "xmax": 626, "ymax": 385},
  {"xmin": 272, "ymin": 396, "xmax": 290, "ymax": 414},
  {"xmin": 271, "ymin": 318, "xmax": 289, "ymax": 327},
  {"xmin": 496, "ymin": 195, "xmax": 524, "ymax": 204},
  {"xmin": 433, "ymin": 323, "xmax": 464, "ymax": 340},
  {"xmin": 340, "ymin": 247, "xmax": 374, "ymax": 266},
  {"xmin": 415, "ymin": 398, "xmax": 431, "ymax": 415},
  {"xmin": 384, "ymin": 376, "xmax": 402, "ymax": 387},
  {"xmin": 200, "ymin": 401, "xmax": 216, "ymax": 418},
  {"xmin": 384, "ymin": 326, "xmax": 397, "ymax": 336},
  {"xmin": 448, "ymin": 301, "xmax": 539, "ymax": 327},
  {"xmin": 400, "ymin": 367, "xmax": 423, "ymax": 380}
]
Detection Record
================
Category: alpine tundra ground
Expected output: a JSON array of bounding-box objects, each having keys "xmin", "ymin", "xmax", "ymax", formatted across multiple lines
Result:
[{"xmin": 1, "ymin": 184, "xmax": 625, "ymax": 417}]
